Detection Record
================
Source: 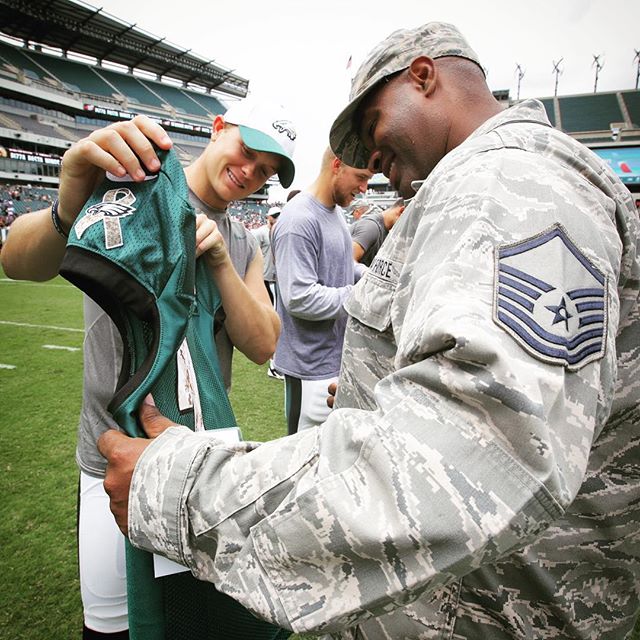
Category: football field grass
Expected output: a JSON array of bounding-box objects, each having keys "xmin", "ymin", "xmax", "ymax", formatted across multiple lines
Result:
[
  {"xmin": 1, "ymin": 266, "xmax": 639, "ymax": 639},
  {"xmin": 0, "ymin": 266, "xmax": 296, "ymax": 639}
]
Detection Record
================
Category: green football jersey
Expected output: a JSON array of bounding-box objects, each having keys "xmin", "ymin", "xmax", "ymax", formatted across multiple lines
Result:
[{"xmin": 60, "ymin": 148, "xmax": 288, "ymax": 640}]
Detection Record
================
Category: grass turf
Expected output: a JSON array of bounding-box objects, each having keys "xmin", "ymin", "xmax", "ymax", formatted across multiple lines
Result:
[{"xmin": 0, "ymin": 268, "xmax": 295, "ymax": 638}]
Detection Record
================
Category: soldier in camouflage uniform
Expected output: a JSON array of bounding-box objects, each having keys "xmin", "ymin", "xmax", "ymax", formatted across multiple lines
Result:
[{"xmin": 99, "ymin": 22, "xmax": 640, "ymax": 639}]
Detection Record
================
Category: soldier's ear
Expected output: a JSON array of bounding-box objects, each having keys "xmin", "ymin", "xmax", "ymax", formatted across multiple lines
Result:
[{"xmin": 408, "ymin": 56, "xmax": 437, "ymax": 97}]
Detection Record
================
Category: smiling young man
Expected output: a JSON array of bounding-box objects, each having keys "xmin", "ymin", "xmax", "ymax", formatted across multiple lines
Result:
[
  {"xmin": 94, "ymin": 22, "xmax": 638, "ymax": 640},
  {"xmin": 1, "ymin": 98, "xmax": 296, "ymax": 639},
  {"xmin": 271, "ymin": 147, "xmax": 372, "ymax": 434}
]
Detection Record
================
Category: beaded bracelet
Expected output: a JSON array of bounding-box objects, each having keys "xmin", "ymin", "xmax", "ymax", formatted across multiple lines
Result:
[{"xmin": 51, "ymin": 199, "xmax": 69, "ymax": 239}]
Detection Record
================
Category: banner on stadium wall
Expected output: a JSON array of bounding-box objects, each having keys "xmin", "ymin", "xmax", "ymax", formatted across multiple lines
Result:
[
  {"xmin": 8, "ymin": 149, "xmax": 61, "ymax": 165},
  {"xmin": 593, "ymin": 146, "xmax": 640, "ymax": 185}
]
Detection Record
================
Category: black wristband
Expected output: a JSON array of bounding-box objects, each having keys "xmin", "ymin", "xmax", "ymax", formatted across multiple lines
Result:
[{"xmin": 51, "ymin": 199, "xmax": 69, "ymax": 239}]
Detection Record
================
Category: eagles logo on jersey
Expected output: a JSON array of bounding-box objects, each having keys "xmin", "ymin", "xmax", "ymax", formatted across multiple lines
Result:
[{"xmin": 74, "ymin": 187, "xmax": 137, "ymax": 250}]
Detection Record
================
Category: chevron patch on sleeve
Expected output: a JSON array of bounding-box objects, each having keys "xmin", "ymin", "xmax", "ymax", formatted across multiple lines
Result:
[{"xmin": 493, "ymin": 224, "xmax": 607, "ymax": 370}]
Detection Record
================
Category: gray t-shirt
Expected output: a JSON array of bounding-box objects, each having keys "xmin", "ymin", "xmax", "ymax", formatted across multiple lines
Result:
[
  {"xmin": 350, "ymin": 211, "xmax": 388, "ymax": 267},
  {"xmin": 251, "ymin": 224, "xmax": 275, "ymax": 282},
  {"xmin": 76, "ymin": 189, "xmax": 257, "ymax": 478},
  {"xmin": 272, "ymin": 192, "xmax": 355, "ymax": 380}
]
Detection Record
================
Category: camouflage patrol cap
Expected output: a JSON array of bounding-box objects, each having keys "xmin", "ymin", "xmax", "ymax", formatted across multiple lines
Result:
[{"xmin": 330, "ymin": 22, "xmax": 483, "ymax": 168}]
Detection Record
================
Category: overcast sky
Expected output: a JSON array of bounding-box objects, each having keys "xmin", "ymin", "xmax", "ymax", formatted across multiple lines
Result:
[{"xmin": 92, "ymin": 0, "xmax": 640, "ymax": 198}]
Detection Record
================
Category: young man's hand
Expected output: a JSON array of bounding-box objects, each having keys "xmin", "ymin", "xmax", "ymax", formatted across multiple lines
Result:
[
  {"xmin": 195, "ymin": 214, "xmax": 230, "ymax": 266},
  {"xmin": 57, "ymin": 115, "xmax": 173, "ymax": 231}
]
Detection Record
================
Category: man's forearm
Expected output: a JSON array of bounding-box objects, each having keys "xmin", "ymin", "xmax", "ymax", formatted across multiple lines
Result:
[
  {"xmin": 209, "ymin": 259, "xmax": 279, "ymax": 364},
  {"xmin": 1, "ymin": 207, "xmax": 67, "ymax": 281}
]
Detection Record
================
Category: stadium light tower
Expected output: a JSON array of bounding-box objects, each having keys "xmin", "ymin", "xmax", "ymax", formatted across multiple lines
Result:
[
  {"xmin": 592, "ymin": 54, "xmax": 604, "ymax": 93},
  {"xmin": 515, "ymin": 64, "xmax": 525, "ymax": 101},
  {"xmin": 634, "ymin": 49, "xmax": 640, "ymax": 90},
  {"xmin": 552, "ymin": 58, "xmax": 563, "ymax": 97}
]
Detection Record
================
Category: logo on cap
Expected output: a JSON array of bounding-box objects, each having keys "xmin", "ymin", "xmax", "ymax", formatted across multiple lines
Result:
[{"xmin": 272, "ymin": 120, "xmax": 296, "ymax": 141}]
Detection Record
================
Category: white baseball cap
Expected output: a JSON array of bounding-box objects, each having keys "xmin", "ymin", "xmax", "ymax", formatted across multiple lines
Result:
[{"xmin": 223, "ymin": 99, "xmax": 296, "ymax": 187}]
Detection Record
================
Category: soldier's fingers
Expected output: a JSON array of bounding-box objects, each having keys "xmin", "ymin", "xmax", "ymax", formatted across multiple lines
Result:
[
  {"xmin": 326, "ymin": 382, "xmax": 338, "ymax": 409},
  {"xmin": 96, "ymin": 429, "xmax": 129, "ymax": 459},
  {"xmin": 139, "ymin": 395, "xmax": 175, "ymax": 438}
]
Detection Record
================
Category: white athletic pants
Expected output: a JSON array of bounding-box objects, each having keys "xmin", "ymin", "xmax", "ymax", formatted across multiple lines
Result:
[
  {"xmin": 78, "ymin": 471, "xmax": 128, "ymax": 633},
  {"xmin": 284, "ymin": 375, "xmax": 337, "ymax": 435}
]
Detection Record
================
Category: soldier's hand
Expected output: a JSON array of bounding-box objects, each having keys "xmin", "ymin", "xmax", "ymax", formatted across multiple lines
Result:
[
  {"xmin": 327, "ymin": 381, "xmax": 338, "ymax": 409},
  {"xmin": 139, "ymin": 394, "xmax": 176, "ymax": 439},
  {"xmin": 98, "ymin": 430, "xmax": 151, "ymax": 536},
  {"xmin": 57, "ymin": 115, "xmax": 173, "ymax": 231}
]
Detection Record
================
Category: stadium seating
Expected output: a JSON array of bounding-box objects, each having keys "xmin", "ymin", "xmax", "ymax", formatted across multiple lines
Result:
[
  {"xmin": 558, "ymin": 93, "xmax": 624, "ymax": 132},
  {"xmin": 21, "ymin": 49, "xmax": 116, "ymax": 98},
  {"xmin": 540, "ymin": 98, "xmax": 556, "ymax": 127},
  {"xmin": 622, "ymin": 91, "xmax": 640, "ymax": 127},
  {"xmin": 93, "ymin": 68, "xmax": 163, "ymax": 108},
  {"xmin": 140, "ymin": 80, "xmax": 209, "ymax": 117},
  {"xmin": 174, "ymin": 143, "xmax": 207, "ymax": 161},
  {"xmin": 0, "ymin": 185, "xmax": 57, "ymax": 215},
  {"xmin": 0, "ymin": 39, "xmax": 228, "ymax": 124},
  {"xmin": 0, "ymin": 40, "xmax": 54, "ymax": 82},
  {"xmin": 187, "ymin": 92, "xmax": 225, "ymax": 117},
  {"xmin": 4, "ymin": 112, "xmax": 62, "ymax": 138}
]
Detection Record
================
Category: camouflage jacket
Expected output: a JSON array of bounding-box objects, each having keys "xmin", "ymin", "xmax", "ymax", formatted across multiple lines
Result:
[{"xmin": 128, "ymin": 100, "xmax": 640, "ymax": 639}]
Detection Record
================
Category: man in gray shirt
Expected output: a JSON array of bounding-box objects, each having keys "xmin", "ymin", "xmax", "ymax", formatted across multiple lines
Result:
[
  {"xmin": 272, "ymin": 148, "xmax": 371, "ymax": 434},
  {"xmin": 350, "ymin": 199, "xmax": 405, "ymax": 266},
  {"xmin": 252, "ymin": 205, "xmax": 284, "ymax": 379}
]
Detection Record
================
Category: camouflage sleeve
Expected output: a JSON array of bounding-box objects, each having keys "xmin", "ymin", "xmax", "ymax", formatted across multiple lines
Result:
[{"xmin": 128, "ymin": 148, "xmax": 625, "ymax": 635}]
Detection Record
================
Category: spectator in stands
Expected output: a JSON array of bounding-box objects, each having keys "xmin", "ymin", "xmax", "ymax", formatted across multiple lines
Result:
[
  {"xmin": 286, "ymin": 188, "xmax": 301, "ymax": 202},
  {"xmin": 272, "ymin": 147, "xmax": 371, "ymax": 434},
  {"xmin": 252, "ymin": 205, "xmax": 284, "ymax": 380},
  {"xmin": 92, "ymin": 21, "xmax": 639, "ymax": 639},
  {"xmin": 350, "ymin": 197, "xmax": 405, "ymax": 266},
  {"xmin": 1, "ymin": 98, "xmax": 296, "ymax": 640}
]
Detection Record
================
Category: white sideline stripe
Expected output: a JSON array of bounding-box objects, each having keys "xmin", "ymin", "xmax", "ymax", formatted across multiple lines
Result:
[
  {"xmin": 0, "ymin": 278, "xmax": 72, "ymax": 289},
  {"xmin": 0, "ymin": 363, "xmax": 16, "ymax": 369},
  {"xmin": 43, "ymin": 344, "xmax": 81, "ymax": 352},
  {"xmin": 0, "ymin": 320, "xmax": 84, "ymax": 333}
]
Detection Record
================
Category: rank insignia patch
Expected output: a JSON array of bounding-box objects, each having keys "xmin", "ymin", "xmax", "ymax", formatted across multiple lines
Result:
[{"xmin": 493, "ymin": 224, "xmax": 607, "ymax": 370}]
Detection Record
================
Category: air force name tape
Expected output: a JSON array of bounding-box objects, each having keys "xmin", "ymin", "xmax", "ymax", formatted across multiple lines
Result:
[
  {"xmin": 493, "ymin": 224, "xmax": 607, "ymax": 370},
  {"xmin": 74, "ymin": 187, "xmax": 137, "ymax": 250}
]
